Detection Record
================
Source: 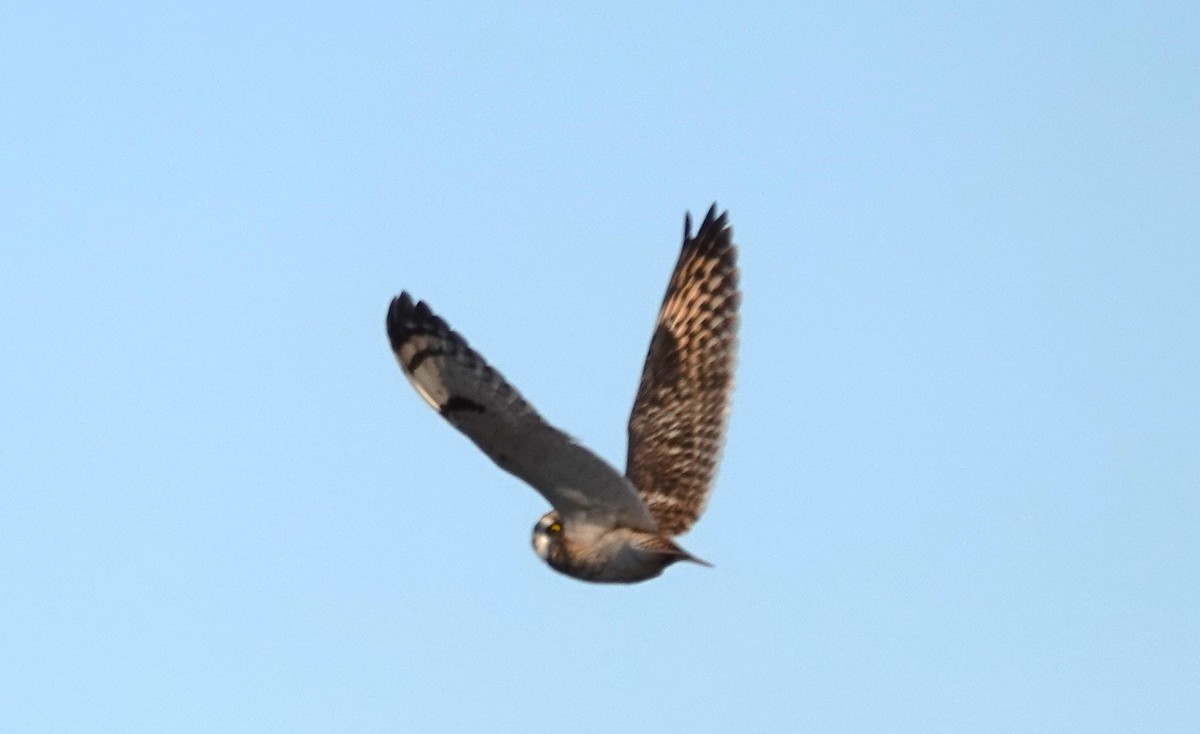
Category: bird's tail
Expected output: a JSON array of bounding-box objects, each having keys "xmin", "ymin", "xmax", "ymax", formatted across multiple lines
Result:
[{"xmin": 669, "ymin": 541, "xmax": 713, "ymax": 568}]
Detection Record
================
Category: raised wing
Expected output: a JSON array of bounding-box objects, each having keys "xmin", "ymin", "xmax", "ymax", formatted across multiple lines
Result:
[
  {"xmin": 387, "ymin": 293, "xmax": 659, "ymax": 532},
  {"xmin": 626, "ymin": 205, "xmax": 740, "ymax": 535}
]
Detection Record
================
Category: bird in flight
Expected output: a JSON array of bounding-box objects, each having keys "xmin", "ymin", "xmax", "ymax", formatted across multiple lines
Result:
[{"xmin": 386, "ymin": 205, "xmax": 740, "ymax": 583}]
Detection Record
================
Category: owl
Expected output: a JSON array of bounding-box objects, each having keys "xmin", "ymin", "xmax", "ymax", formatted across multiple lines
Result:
[{"xmin": 387, "ymin": 205, "xmax": 739, "ymax": 583}]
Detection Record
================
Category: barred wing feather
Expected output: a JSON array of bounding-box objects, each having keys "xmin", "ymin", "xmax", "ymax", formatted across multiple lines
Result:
[
  {"xmin": 626, "ymin": 205, "xmax": 740, "ymax": 536},
  {"xmin": 387, "ymin": 294, "xmax": 659, "ymax": 532}
]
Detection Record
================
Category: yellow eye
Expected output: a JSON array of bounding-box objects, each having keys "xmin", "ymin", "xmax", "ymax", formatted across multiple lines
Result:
[{"xmin": 549, "ymin": 522, "xmax": 562, "ymax": 534}]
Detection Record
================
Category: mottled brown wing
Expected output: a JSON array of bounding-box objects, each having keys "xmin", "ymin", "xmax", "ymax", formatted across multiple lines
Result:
[
  {"xmin": 625, "ymin": 205, "xmax": 740, "ymax": 536},
  {"xmin": 387, "ymin": 293, "xmax": 659, "ymax": 533}
]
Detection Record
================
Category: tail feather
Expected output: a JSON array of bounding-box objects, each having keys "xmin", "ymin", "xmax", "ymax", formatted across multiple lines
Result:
[
  {"xmin": 636, "ymin": 534, "xmax": 713, "ymax": 569},
  {"xmin": 664, "ymin": 538, "xmax": 713, "ymax": 568}
]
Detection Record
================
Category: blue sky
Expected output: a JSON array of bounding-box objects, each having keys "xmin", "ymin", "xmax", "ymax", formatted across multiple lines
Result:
[{"xmin": 2, "ymin": 2, "xmax": 1197, "ymax": 731}]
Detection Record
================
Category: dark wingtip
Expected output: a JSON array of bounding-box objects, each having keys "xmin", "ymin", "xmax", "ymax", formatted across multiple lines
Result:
[
  {"xmin": 684, "ymin": 203, "xmax": 721, "ymax": 243},
  {"xmin": 386, "ymin": 291, "xmax": 416, "ymax": 350},
  {"xmin": 387, "ymin": 291, "xmax": 447, "ymax": 352},
  {"xmin": 386, "ymin": 292, "xmax": 471, "ymax": 365},
  {"xmin": 387, "ymin": 291, "xmax": 415, "ymax": 316},
  {"xmin": 682, "ymin": 203, "xmax": 732, "ymax": 249},
  {"xmin": 388, "ymin": 291, "xmax": 415, "ymax": 317}
]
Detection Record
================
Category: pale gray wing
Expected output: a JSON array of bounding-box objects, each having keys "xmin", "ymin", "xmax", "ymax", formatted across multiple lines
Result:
[
  {"xmin": 626, "ymin": 205, "xmax": 740, "ymax": 536},
  {"xmin": 387, "ymin": 293, "xmax": 658, "ymax": 532}
]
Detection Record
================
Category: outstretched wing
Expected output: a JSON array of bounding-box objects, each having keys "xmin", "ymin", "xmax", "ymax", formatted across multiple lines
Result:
[
  {"xmin": 626, "ymin": 205, "xmax": 740, "ymax": 536},
  {"xmin": 387, "ymin": 293, "xmax": 659, "ymax": 532}
]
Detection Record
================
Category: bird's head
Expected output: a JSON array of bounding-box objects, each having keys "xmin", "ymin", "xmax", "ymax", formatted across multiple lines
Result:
[{"xmin": 531, "ymin": 511, "xmax": 565, "ymax": 562}]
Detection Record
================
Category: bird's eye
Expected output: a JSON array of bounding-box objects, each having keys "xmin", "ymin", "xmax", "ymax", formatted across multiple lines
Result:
[{"xmin": 548, "ymin": 522, "xmax": 562, "ymax": 534}]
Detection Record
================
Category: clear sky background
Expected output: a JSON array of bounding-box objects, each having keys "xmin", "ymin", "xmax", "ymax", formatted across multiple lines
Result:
[{"xmin": 2, "ymin": 3, "xmax": 1197, "ymax": 732}]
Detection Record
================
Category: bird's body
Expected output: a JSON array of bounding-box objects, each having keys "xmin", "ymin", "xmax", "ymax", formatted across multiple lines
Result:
[
  {"xmin": 387, "ymin": 205, "xmax": 740, "ymax": 583},
  {"xmin": 531, "ymin": 510, "xmax": 708, "ymax": 583}
]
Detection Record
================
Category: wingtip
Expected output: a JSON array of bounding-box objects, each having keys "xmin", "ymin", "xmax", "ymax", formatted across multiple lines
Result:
[
  {"xmin": 387, "ymin": 291, "xmax": 438, "ymax": 324},
  {"xmin": 387, "ymin": 291, "xmax": 438, "ymax": 352},
  {"xmin": 681, "ymin": 203, "xmax": 734, "ymax": 251},
  {"xmin": 681, "ymin": 203, "xmax": 731, "ymax": 250},
  {"xmin": 389, "ymin": 291, "xmax": 417, "ymax": 315}
]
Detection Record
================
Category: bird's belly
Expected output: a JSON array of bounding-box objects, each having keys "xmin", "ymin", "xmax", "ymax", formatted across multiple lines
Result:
[{"xmin": 554, "ymin": 535, "xmax": 677, "ymax": 584}]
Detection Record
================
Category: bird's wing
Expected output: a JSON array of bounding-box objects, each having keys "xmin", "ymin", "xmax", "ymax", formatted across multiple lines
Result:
[
  {"xmin": 387, "ymin": 293, "xmax": 659, "ymax": 532},
  {"xmin": 626, "ymin": 205, "xmax": 740, "ymax": 536}
]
